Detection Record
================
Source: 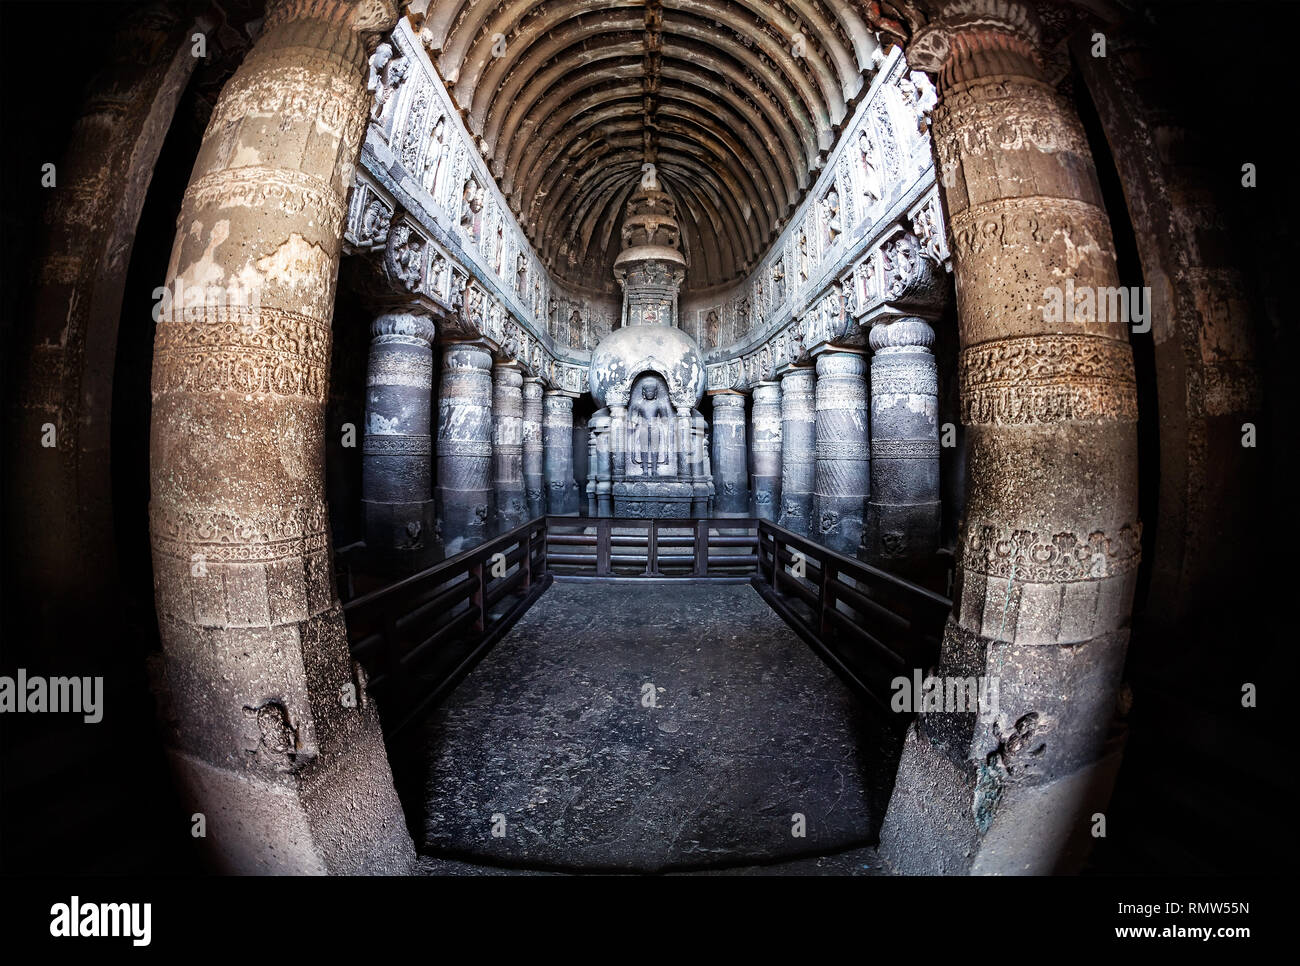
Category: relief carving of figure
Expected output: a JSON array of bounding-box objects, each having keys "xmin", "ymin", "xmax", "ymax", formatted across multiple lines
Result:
[
  {"xmin": 423, "ymin": 115, "xmax": 447, "ymax": 198},
  {"xmin": 627, "ymin": 373, "xmax": 674, "ymax": 477},
  {"xmin": 359, "ymin": 198, "xmax": 391, "ymax": 244},
  {"xmin": 367, "ymin": 43, "xmax": 409, "ymax": 123},
  {"xmin": 771, "ymin": 257, "xmax": 785, "ymax": 301},
  {"xmin": 385, "ymin": 223, "xmax": 424, "ymax": 292},
  {"xmin": 823, "ymin": 188, "xmax": 841, "ymax": 246},
  {"xmin": 884, "ymin": 232, "xmax": 921, "ymax": 299},
  {"xmin": 705, "ymin": 309, "xmax": 721, "ymax": 349},
  {"xmin": 461, "ymin": 178, "xmax": 484, "ymax": 239},
  {"xmin": 858, "ymin": 128, "xmax": 883, "ymax": 207}
]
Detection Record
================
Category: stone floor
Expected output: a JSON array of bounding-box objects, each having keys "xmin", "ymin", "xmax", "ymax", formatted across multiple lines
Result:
[{"xmin": 410, "ymin": 581, "xmax": 901, "ymax": 874}]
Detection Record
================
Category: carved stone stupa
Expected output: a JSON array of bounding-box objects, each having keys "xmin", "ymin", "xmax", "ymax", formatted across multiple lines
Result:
[{"xmin": 587, "ymin": 185, "xmax": 712, "ymax": 517}]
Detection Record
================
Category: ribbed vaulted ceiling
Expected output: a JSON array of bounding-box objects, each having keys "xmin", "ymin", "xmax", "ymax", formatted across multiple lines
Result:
[{"xmin": 421, "ymin": 0, "xmax": 893, "ymax": 291}]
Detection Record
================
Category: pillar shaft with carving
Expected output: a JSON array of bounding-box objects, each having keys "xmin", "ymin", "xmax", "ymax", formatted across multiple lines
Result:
[
  {"xmin": 591, "ymin": 410, "xmax": 612, "ymax": 516},
  {"xmin": 710, "ymin": 392, "xmax": 749, "ymax": 517},
  {"xmin": 880, "ymin": 1, "xmax": 1141, "ymax": 876},
  {"xmin": 437, "ymin": 343, "xmax": 494, "ymax": 552},
  {"xmin": 750, "ymin": 382, "xmax": 782, "ymax": 522},
  {"xmin": 813, "ymin": 350, "xmax": 869, "ymax": 554},
  {"xmin": 362, "ymin": 312, "xmax": 437, "ymax": 551},
  {"xmin": 544, "ymin": 391, "xmax": 579, "ymax": 515},
  {"xmin": 522, "ymin": 377, "xmax": 545, "ymax": 519},
  {"xmin": 864, "ymin": 318, "xmax": 940, "ymax": 570},
  {"xmin": 492, "ymin": 363, "xmax": 526, "ymax": 527},
  {"xmin": 777, "ymin": 367, "xmax": 816, "ymax": 535},
  {"xmin": 146, "ymin": 0, "xmax": 411, "ymax": 874},
  {"xmin": 691, "ymin": 413, "xmax": 712, "ymax": 517}
]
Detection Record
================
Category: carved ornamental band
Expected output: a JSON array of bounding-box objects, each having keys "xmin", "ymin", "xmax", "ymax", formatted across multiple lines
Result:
[{"xmin": 960, "ymin": 334, "xmax": 1138, "ymax": 424}]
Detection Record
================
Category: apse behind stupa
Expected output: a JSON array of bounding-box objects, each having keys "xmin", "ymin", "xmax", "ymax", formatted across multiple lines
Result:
[{"xmin": 587, "ymin": 182, "xmax": 712, "ymax": 518}]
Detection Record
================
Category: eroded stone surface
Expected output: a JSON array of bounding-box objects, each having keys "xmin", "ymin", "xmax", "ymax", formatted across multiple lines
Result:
[{"xmin": 415, "ymin": 582, "xmax": 900, "ymax": 872}]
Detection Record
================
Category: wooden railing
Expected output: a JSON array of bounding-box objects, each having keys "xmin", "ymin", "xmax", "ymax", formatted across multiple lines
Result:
[
  {"xmin": 545, "ymin": 516, "xmax": 760, "ymax": 581},
  {"xmin": 753, "ymin": 520, "xmax": 952, "ymax": 719},
  {"xmin": 343, "ymin": 517, "xmax": 550, "ymax": 737}
]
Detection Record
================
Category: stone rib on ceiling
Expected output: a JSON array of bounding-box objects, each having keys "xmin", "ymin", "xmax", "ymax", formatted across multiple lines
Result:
[{"xmin": 423, "ymin": 0, "xmax": 883, "ymax": 291}]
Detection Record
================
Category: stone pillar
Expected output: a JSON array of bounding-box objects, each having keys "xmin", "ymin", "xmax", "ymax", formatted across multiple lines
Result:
[
  {"xmin": 522, "ymin": 377, "xmax": 545, "ymax": 519},
  {"xmin": 813, "ymin": 350, "xmax": 869, "ymax": 554},
  {"xmin": 880, "ymin": 2, "xmax": 1141, "ymax": 875},
  {"xmin": 749, "ymin": 382, "xmax": 782, "ymax": 522},
  {"xmin": 591, "ymin": 410, "xmax": 612, "ymax": 516},
  {"xmin": 544, "ymin": 391, "xmax": 579, "ymax": 515},
  {"xmin": 146, "ymin": 0, "xmax": 411, "ymax": 874},
  {"xmin": 777, "ymin": 367, "xmax": 816, "ymax": 535},
  {"xmin": 492, "ymin": 362, "xmax": 526, "ymax": 527},
  {"xmin": 609, "ymin": 403, "xmax": 628, "ymax": 482},
  {"xmin": 864, "ymin": 318, "xmax": 940, "ymax": 570},
  {"xmin": 710, "ymin": 391, "xmax": 749, "ymax": 516},
  {"xmin": 586, "ymin": 422, "xmax": 599, "ymax": 516},
  {"xmin": 690, "ymin": 413, "xmax": 711, "ymax": 517},
  {"xmin": 436, "ymin": 343, "xmax": 494, "ymax": 552},
  {"xmin": 361, "ymin": 312, "xmax": 436, "ymax": 551},
  {"xmin": 675, "ymin": 405, "xmax": 693, "ymax": 479}
]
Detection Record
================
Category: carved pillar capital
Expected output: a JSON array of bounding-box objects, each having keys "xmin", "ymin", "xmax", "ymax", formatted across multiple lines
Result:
[
  {"xmin": 907, "ymin": 0, "xmax": 1044, "ymax": 83},
  {"xmin": 869, "ymin": 317, "xmax": 936, "ymax": 354},
  {"xmin": 370, "ymin": 310, "xmax": 437, "ymax": 345},
  {"xmin": 265, "ymin": 0, "xmax": 400, "ymax": 41}
]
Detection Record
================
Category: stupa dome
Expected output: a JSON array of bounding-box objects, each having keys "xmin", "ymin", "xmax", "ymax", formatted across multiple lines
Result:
[{"xmin": 589, "ymin": 324, "xmax": 705, "ymax": 410}]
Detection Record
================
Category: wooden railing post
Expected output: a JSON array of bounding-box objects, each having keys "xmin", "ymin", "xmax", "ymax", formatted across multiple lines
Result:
[
  {"xmin": 646, "ymin": 519, "xmax": 659, "ymax": 576},
  {"xmin": 471, "ymin": 560, "xmax": 487, "ymax": 635},
  {"xmin": 522, "ymin": 528, "xmax": 532, "ymax": 592},
  {"xmin": 762, "ymin": 523, "xmax": 778, "ymax": 591},
  {"xmin": 596, "ymin": 518, "xmax": 611, "ymax": 577},
  {"xmin": 818, "ymin": 560, "xmax": 834, "ymax": 637}
]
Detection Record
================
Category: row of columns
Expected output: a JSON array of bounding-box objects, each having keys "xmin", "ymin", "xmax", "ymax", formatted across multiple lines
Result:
[
  {"xmin": 708, "ymin": 319, "xmax": 940, "ymax": 567},
  {"xmin": 360, "ymin": 318, "xmax": 578, "ymax": 555}
]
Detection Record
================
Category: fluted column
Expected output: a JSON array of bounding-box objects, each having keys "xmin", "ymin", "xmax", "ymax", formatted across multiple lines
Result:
[
  {"xmin": 146, "ymin": 0, "xmax": 411, "ymax": 874},
  {"xmin": 436, "ymin": 343, "xmax": 494, "ymax": 552},
  {"xmin": 750, "ymin": 382, "xmax": 782, "ymax": 521},
  {"xmin": 544, "ymin": 391, "xmax": 579, "ymax": 515},
  {"xmin": 710, "ymin": 391, "xmax": 749, "ymax": 516},
  {"xmin": 813, "ymin": 350, "xmax": 869, "ymax": 554},
  {"xmin": 362, "ymin": 312, "xmax": 437, "ymax": 551},
  {"xmin": 492, "ymin": 362, "xmax": 526, "ymax": 527},
  {"xmin": 777, "ymin": 367, "xmax": 816, "ymax": 535},
  {"xmin": 864, "ymin": 318, "xmax": 940, "ymax": 569},
  {"xmin": 881, "ymin": 1, "xmax": 1141, "ymax": 876},
  {"xmin": 522, "ymin": 377, "xmax": 545, "ymax": 518}
]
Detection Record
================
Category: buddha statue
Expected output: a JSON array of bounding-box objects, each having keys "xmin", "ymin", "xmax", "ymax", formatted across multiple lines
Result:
[{"xmin": 627, "ymin": 373, "xmax": 674, "ymax": 477}]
